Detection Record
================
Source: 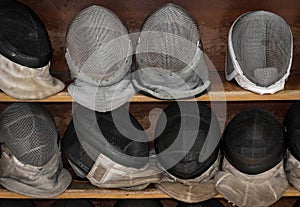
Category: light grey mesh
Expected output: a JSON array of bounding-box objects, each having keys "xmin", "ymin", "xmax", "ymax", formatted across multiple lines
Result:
[
  {"xmin": 231, "ymin": 11, "xmax": 292, "ymax": 87},
  {"xmin": 0, "ymin": 103, "xmax": 57, "ymax": 167},
  {"xmin": 134, "ymin": 3, "xmax": 209, "ymax": 99},
  {"xmin": 66, "ymin": 5, "xmax": 132, "ymax": 85},
  {"xmin": 136, "ymin": 3, "xmax": 200, "ymax": 72}
]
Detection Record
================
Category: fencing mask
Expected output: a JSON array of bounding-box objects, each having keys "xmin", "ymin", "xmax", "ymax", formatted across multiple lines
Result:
[
  {"xmin": 177, "ymin": 198, "xmax": 224, "ymax": 207},
  {"xmin": 51, "ymin": 199, "xmax": 94, "ymax": 207},
  {"xmin": 215, "ymin": 108, "xmax": 288, "ymax": 207},
  {"xmin": 154, "ymin": 102, "xmax": 221, "ymax": 203},
  {"xmin": 0, "ymin": 0, "xmax": 64, "ymax": 99},
  {"xmin": 133, "ymin": 3, "xmax": 210, "ymax": 99},
  {"xmin": 114, "ymin": 199, "xmax": 163, "ymax": 207},
  {"xmin": 226, "ymin": 11, "xmax": 292, "ymax": 94},
  {"xmin": 62, "ymin": 104, "xmax": 160, "ymax": 190},
  {"xmin": 284, "ymin": 102, "xmax": 300, "ymax": 191},
  {"xmin": 66, "ymin": 5, "xmax": 135, "ymax": 112},
  {"xmin": 0, "ymin": 103, "xmax": 71, "ymax": 198}
]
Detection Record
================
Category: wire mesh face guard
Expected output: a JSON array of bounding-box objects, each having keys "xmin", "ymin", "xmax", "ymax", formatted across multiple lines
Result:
[
  {"xmin": 114, "ymin": 199, "xmax": 163, "ymax": 207},
  {"xmin": 62, "ymin": 104, "xmax": 149, "ymax": 173},
  {"xmin": 284, "ymin": 102, "xmax": 300, "ymax": 161},
  {"xmin": 154, "ymin": 102, "xmax": 221, "ymax": 179},
  {"xmin": 0, "ymin": 199, "xmax": 36, "ymax": 207},
  {"xmin": 223, "ymin": 108, "xmax": 286, "ymax": 175},
  {"xmin": 176, "ymin": 198, "xmax": 224, "ymax": 207},
  {"xmin": 0, "ymin": 103, "xmax": 71, "ymax": 197},
  {"xmin": 66, "ymin": 5, "xmax": 134, "ymax": 112},
  {"xmin": 0, "ymin": 1, "xmax": 64, "ymax": 100},
  {"xmin": 133, "ymin": 3, "xmax": 210, "ymax": 99},
  {"xmin": 51, "ymin": 199, "xmax": 94, "ymax": 207},
  {"xmin": 226, "ymin": 11, "xmax": 293, "ymax": 94},
  {"xmin": 0, "ymin": 0, "xmax": 51, "ymax": 68},
  {"xmin": 0, "ymin": 103, "xmax": 57, "ymax": 166}
]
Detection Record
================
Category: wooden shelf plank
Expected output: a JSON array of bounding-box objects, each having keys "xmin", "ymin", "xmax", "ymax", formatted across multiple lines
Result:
[
  {"xmin": 1, "ymin": 71, "xmax": 300, "ymax": 102},
  {"xmin": 0, "ymin": 181, "xmax": 298, "ymax": 199}
]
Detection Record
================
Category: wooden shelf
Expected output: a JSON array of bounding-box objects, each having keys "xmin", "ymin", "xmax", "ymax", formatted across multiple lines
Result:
[
  {"xmin": 1, "ymin": 71, "xmax": 300, "ymax": 103},
  {"xmin": 0, "ymin": 181, "xmax": 298, "ymax": 199}
]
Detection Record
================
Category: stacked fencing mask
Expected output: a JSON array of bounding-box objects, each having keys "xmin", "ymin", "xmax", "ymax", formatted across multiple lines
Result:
[
  {"xmin": 0, "ymin": 0, "xmax": 64, "ymax": 99},
  {"xmin": 0, "ymin": 103, "xmax": 72, "ymax": 198},
  {"xmin": 51, "ymin": 199, "xmax": 94, "ymax": 207},
  {"xmin": 177, "ymin": 198, "xmax": 224, "ymax": 207},
  {"xmin": 66, "ymin": 5, "xmax": 135, "ymax": 112},
  {"xmin": 133, "ymin": 3, "xmax": 210, "ymax": 99},
  {"xmin": 0, "ymin": 200, "xmax": 36, "ymax": 207},
  {"xmin": 226, "ymin": 11, "xmax": 293, "ymax": 94},
  {"xmin": 114, "ymin": 199, "xmax": 163, "ymax": 207},
  {"xmin": 215, "ymin": 108, "xmax": 288, "ymax": 207},
  {"xmin": 154, "ymin": 102, "xmax": 221, "ymax": 203},
  {"xmin": 284, "ymin": 102, "xmax": 300, "ymax": 191},
  {"xmin": 62, "ymin": 104, "xmax": 160, "ymax": 190}
]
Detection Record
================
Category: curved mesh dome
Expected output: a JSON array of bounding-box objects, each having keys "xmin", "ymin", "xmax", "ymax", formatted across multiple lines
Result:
[
  {"xmin": 136, "ymin": 3, "xmax": 200, "ymax": 72},
  {"xmin": 230, "ymin": 11, "xmax": 292, "ymax": 87},
  {"xmin": 62, "ymin": 105, "xmax": 149, "ymax": 175},
  {"xmin": 51, "ymin": 199, "xmax": 94, "ymax": 207},
  {"xmin": 284, "ymin": 102, "xmax": 300, "ymax": 161},
  {"xmin": 177, "ymin": 198, "xmax": 224, "ymax": 207},
  {"xmin": 0, "ymin": 199, "xmax": 36, "ymax": 207},
  {"xmin": 66, "ymin": 5, "xmax": 132, "ymax": 84},
  {"xmin": 114, "ymin": 199, "xmax": 163, "ymax": 207},
  {"xmin": 154, "ymin": 102, "xmax": 221, "ymax": 179},
  {"xmin": 0, "ymin": 0, "xmax": 51, "ymax": 67},
  {"xmin": 0, "ymin": 103, "xmax": 57, "ymax": 166},
  {"xmin": 224, "ymin": 108, "xmax": 285, "ymax": 174}
]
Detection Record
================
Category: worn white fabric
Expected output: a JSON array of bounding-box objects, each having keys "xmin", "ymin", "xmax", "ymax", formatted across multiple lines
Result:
[
  {"xmin": 0, "ymin": 144, "xmax": 71, "ymax": 198},
  {"xmin": 155, "ymin": 154, "xmax": 220, "ymax": 203},
  {"xmin": 133, "ymin": 47, "xmax": 210, "ymax": 99},
  {"xmin": 0, "ymin": 54, "xmax": 64, "ymax": 99},
  {"xmin": 285, "ymin": 150, "xmax": 300, "ymax": 191},
  {"xmin": 215, "ymin": 157, "xmax": 288, "ymax": 207},
  {"xmin": 86, "ymin": 153, "xmax": 161, "ymax": 190}
]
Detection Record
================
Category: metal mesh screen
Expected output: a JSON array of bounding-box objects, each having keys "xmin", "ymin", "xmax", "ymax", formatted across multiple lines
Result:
[
  {"xmin": 155, "ymin": 102, "xmax": 220, "ymax": 179},
  {"xmin": 0, "ymin": 1, "xmax": 51, "ymax": 68},
  {"xmin": 114, "ymin": 199, "xmax": 163, "ymax": 207},
  {"xmin": 177, "ymin": 198, "xmax": 224, "ymax": 207},
  {"xmin": 0, "ymin": 199, "xmax": 36, "ymax": 207},
  {"xmin": 224, "ymin": 108, "xmax": 285, "ymax": 174},
  {"xmin": 284, "ymin": 102, "xmax": 300, "ymax": 161},
  {"xmin": 0, "ymin": 103, "xmax": 57, "ymax": 167},
  {"xmin": 66, "ymin": 5, "xmax": 131, "ymax": 83},
  {"xmin": 136, "ymin": 3, "xmax": 200, "ymax": 72},
  {"xmin": 231, "ymin": 11, "xmax": 292, "ymax": 87}
]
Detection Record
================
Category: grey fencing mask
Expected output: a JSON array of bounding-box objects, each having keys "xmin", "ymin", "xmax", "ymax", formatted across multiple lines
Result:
[
  {"xmin": 284, "ymin": 102, "xmax": 300, "ymax": 191},
  {"xmin": 154, "ymin": 102, "xmax": 221, "ymax": 203},
  {"xmin": 177, "ymin": 198, "xmax": 224, "ymax": 207},
  {"xmin": 114, "ymin": 199, "xmax": 163, "ymax": 207},
  {"xmin": 62, "ymin": 104, "xmax": 160, "ymax": 190},
  {"xmin": 0, "ymin": 199, "xmax": 36, "ymax": 207},
  {"xmin": 0, "ymin": 103, "xmax": 72, "ymax": 198},
  {"xmin": 215, "ymin": 108, "xmax": 288, "ymax": 207},
  {"xmin": 66, "ymin": 5, "xmax": 135, "ymax": 112},
  {"xmin": 226, "ymin": 11, "xmax": 292, "ymax": 94},
  {"xmin": 51, "ymin": 199, "xmax": 94, "ymax": 207},
  {"xmin": 0, "ymin": 0, "xmax": 64, "ymax": 99},
  {"xmin": 133, "ymin": 3, "xmax": 210, "ymax": 99}
]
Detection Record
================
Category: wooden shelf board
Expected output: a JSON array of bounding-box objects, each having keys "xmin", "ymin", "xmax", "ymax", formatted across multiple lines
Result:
[
  {"xmin": 0, "ymin": 181, "xmax": 298, "ymax": 199},
  {"xmin": 1, "ymin": 71, "xmax": 300, "ymax": 102}
]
